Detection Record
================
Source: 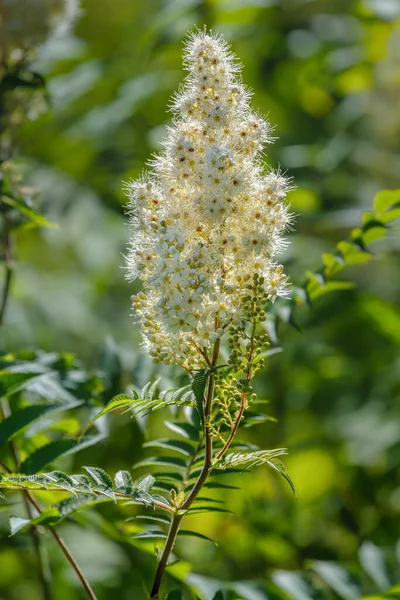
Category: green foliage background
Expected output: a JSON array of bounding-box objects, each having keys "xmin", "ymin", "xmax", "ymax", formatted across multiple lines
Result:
[{"xmin": 1, "ymin": 0, "xmax": 400, "ymax": 599}]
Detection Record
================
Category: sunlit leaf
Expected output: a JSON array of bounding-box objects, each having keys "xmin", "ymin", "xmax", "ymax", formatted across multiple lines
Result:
[
  {"xmin": 191, "ymin": 369, "xmax": 209, "ymax": 427},
  {"xmin": 20, "ymin": 434, "xmax": 104, "ymax": 474}
]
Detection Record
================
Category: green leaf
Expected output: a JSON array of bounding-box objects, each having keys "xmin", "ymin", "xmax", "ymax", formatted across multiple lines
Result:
[
  {"xmin": 114, "ymin": 470, "xmax": 134, "ymax": 491},
  {"xmin": 267, "ymin": 459, "xmax": 296, "ymax": 496},
  {"xmin": 242, "ymin": 412, "xmax": 276, "ymax": 427},
  {"xmin": 309, "ymin": 280, "xmax": 354, "ymax": 300},
  {"xmin": 81, "ymin": 394, "xmax": 135, "ymax": 436},
  {"xmin": 83, "ymin": 467, "xmax": 113, "ymax": 490},
  {"xmin": 56, "ymin": 494, "xmax": 104, "ymax": 518},
  {"xmin": 152, "ymin": 481, "xmax": 179, "ymax": 493},
  {"xmin": 337, "ymin": 241, "xmax": 371, "ymax": 265},
  {"xmin": 153, "ymin": 472, "xmax": 183, "ymax": 483},
  {"xmin": 178, "ymin": 530, "xmax": 217, "ymax": 544},
  {"xmin": 191, "ymin": 369, "xmax": 209, "ymax": 427},
  {"xmin": 361, "ymin": 226, "xmax": 387, "ymax": 245},
  {"xmin": 143, "ymin": 438, "xmax": 195, "ymax": 456},
  {"xmin": 137, "ymin": 475, "xmax": 156, "ymax": 494},
  {"xmin": 187, "ymin": 506, "xmax": 234, "ymax": 515},
  {"xmin": 1, "ymin": 194, "xmax": 57, "ymax": 229},
  {"xmin": 373, "ymin": 189, "xmax": 400, "ymax": 213},
  {"xmin": 194, "ymin": 497, "xmax": 224, "ymax": 505},
  {"xmin": 165, "ymin": 420, "xmax": 200, "ymax": 441},
  {"xmin": 83, "ymin": 389, "xmax": 195, "ymax": 437},
  {"xmin": 9, "ymin": 516, "xmax": 32, "ymax": 535},
  {"xmin": 0, "ymin": 468, "xmax": 158, "ymax": 507},
  {"xmin": 20, "ymin": 435, "xmax": 104, "ymax": 474},
  {"xmin": 322, "ymin": 252, "xmax": 345, "ymax": 277},
  {"xmin": 140, "ymin": 379, "xmax": 160, "ymax": 400},
  {"xmin": 215, "ymin": 449, "xmax": 287, "ymax": 471},
  {"xmin": 134, "ymin": 456, "xmax": 187, "ymax": 470},
  {"xmin": 0, "ymin": 404, "xmax": 66, "ymax": 446},
  {"xmin": 0, "ymin": 366, "xmax": 48, "ymax": 398},
  {"xmin": 134, "ymin": 529, "xmax": 167, "ymax": 540},
  {"xmin": 202, "ymin": 481, "xmax": 240, "ymax": 490},
  {"xmin": 22, "ymin": 373, "xmax": 79, "ymax": 406},
  {"xmin": 132, "ymin": 515, "xmax": 170, "ymax": 525},
  {"xmin": 381, "ymin": 207, "xmax": 400, "ymax": 223},
  {"xmin": 10, "ymin": 508, "xmax": 60, "ymax": 535}
]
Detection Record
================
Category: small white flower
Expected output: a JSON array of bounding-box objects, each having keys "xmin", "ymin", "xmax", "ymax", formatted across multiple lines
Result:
[{"xmin": 125, "ymin": 29, "xmax": 293, "ymax": 369}]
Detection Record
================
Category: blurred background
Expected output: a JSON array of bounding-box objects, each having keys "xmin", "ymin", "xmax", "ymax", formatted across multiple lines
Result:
[{"xmin": 0, "ymin": 0, "xmax": 400, "ymax": 599}]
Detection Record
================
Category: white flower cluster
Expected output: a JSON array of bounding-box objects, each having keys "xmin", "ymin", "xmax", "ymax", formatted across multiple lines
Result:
[{"xmin": 126, "ymin": 30, "xmax": 293, "ymax": 369}]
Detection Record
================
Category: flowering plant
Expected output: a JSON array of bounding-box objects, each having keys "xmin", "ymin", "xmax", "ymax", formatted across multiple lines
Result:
[
  {"xmin": 1, "ymin": 21, "xmax": 400, "ymax": 600},
  {"xmin": 125, "ymin": 29, "xmax": 294, "ymax": 598}
]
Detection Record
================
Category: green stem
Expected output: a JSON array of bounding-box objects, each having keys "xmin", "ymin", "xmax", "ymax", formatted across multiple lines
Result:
[
  {"xmin": 149, "ymin": 337, "xmax": 221, "ymax": 598},
  {"xmin": 149, "ymin": 513, "xmax": 184, "ymax": 599},
  {"xmin": 23, "ymin": 494, "xmax": 52, "ymax": 600},
  {"xmin": 0, "ymin": 229, "xmax": 13, "ymax": 331},
  {"xmin": 216, "ymin": 392, "xmax": 245, "ymax": 461}
]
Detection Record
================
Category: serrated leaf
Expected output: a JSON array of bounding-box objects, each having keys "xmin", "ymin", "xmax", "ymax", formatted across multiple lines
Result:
[
  {"xmin": 10, "ymin": 508, "xmax": 60, "ymax": 535},
  {"xmin": 142, "ymin": 378, "xmax": 160, "ymax": 400},
  {"xmin": 191, "ymin": 369, "xmax": 209, "ymax": 427},
  {"xmin": 83, "ymin": 467, "xmax": 113, "ymax": 489},
  {"xmin": 81, "ymin": 394, "xmax": 135, "ymax": 436},
  {"xmin": 170, "ymin": 384, "xmax": 192, "ymax": 402},
  {"xmin": 137, "ymin": 475, "xmax": 156, "ymax": 493},
  {"xmin": 215, "ymin": 449, "xmax": 287, "ymax": 471},
  {"xmin": 114, "ymin": 470, "xmax": 134, "ymax": 490},
  {"xmin": 9, "ymin": 516, "xmax": 31, "ymax": 535},
  {"xmin": 0, "ymin": 468, "xmax": 156, "ymax": 507},
  {"xmin": 267, "ymin": 459, "xmax": 296, "ymax": 496},
  {"xmin": 56, "ymin": 494, "xmax": 103, "ymax": 518},
  {"xmin": 44, "ymin": 471, "xmax": 76, "ymax": 494}
]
